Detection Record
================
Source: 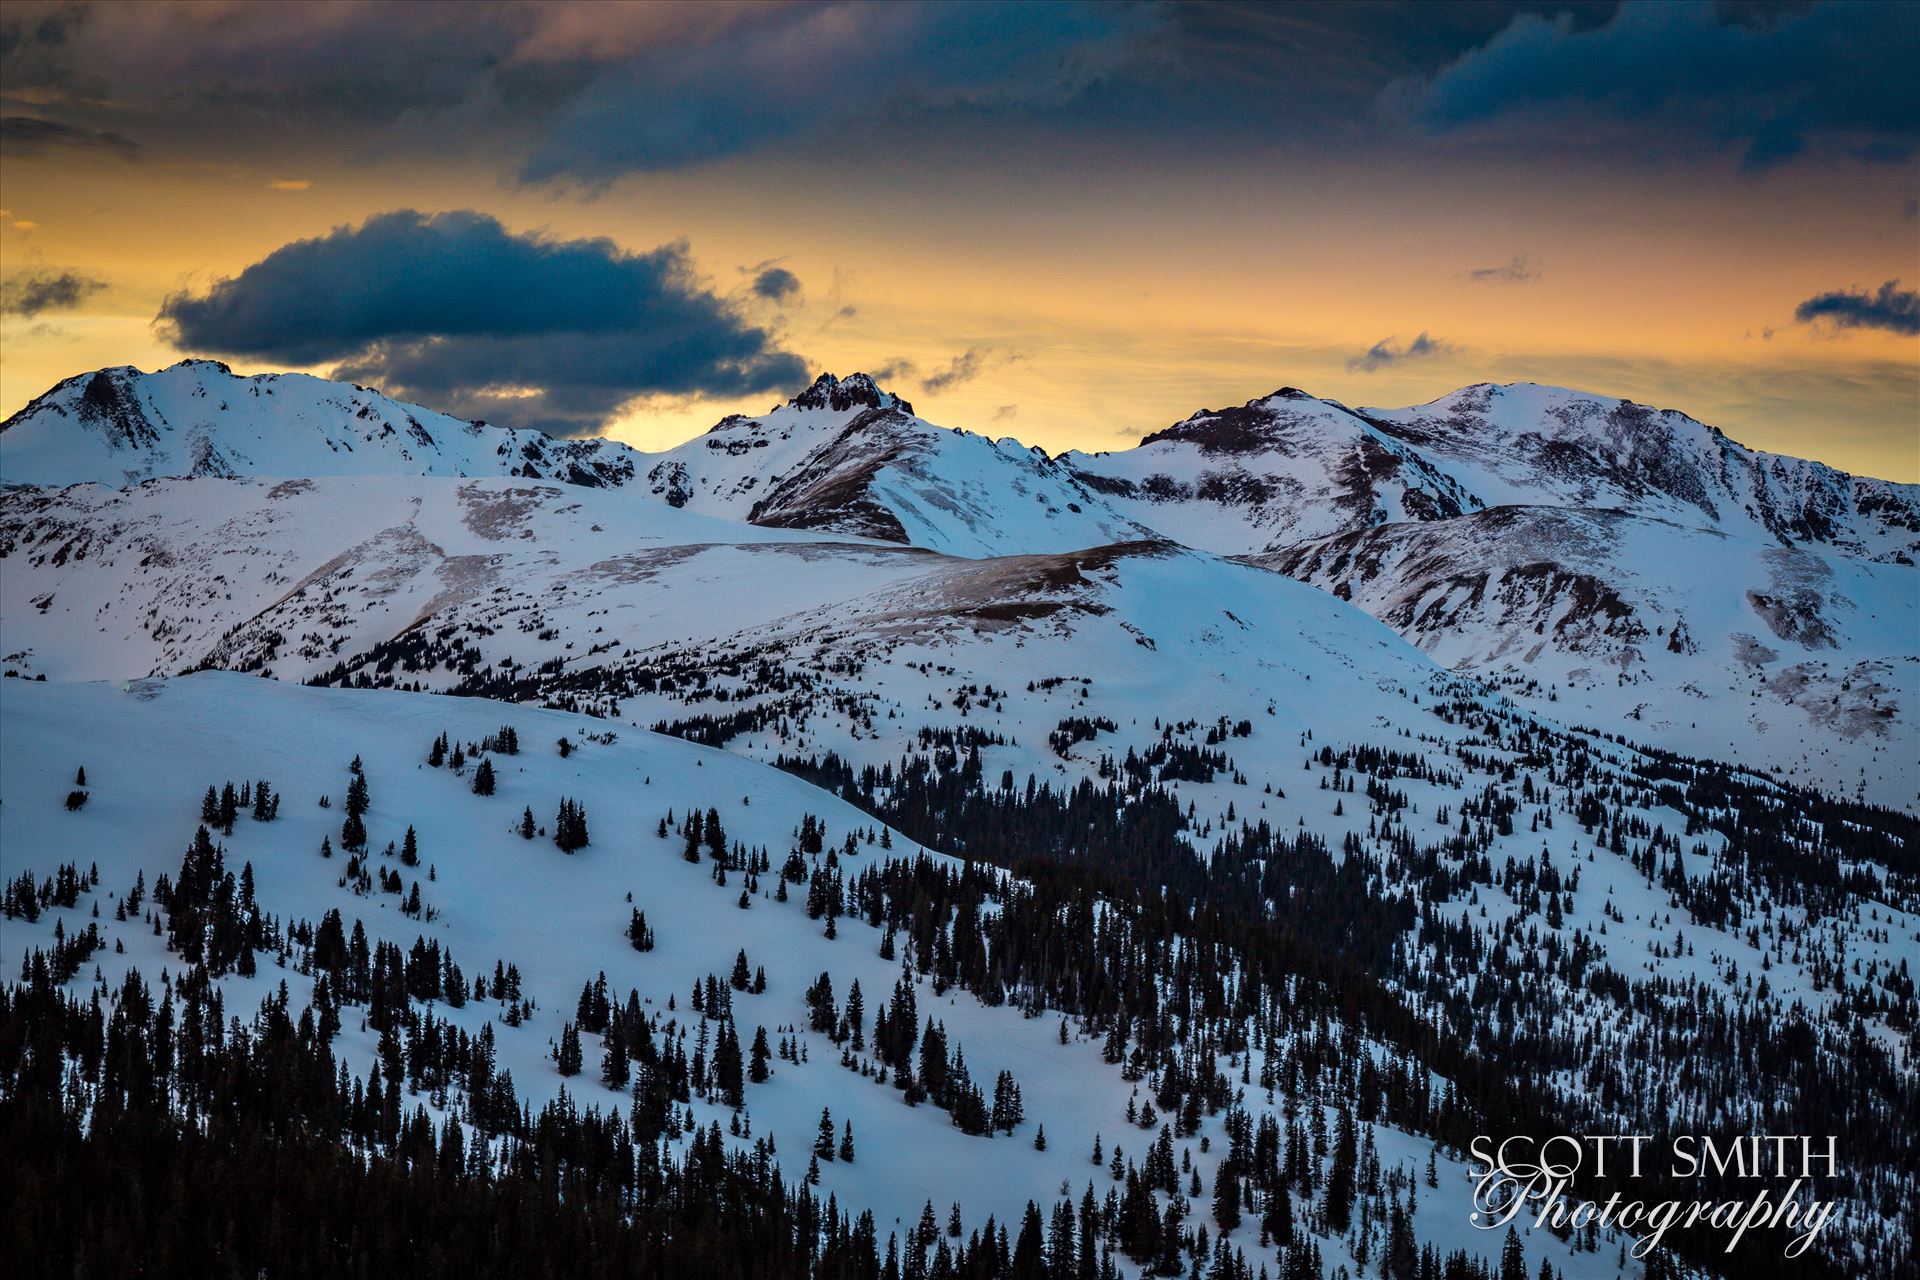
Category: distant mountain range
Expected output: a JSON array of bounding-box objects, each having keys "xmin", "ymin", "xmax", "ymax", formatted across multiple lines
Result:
[{"xmin": 5, "ymin": 359, "xmax": 1914, "ymax": 805}]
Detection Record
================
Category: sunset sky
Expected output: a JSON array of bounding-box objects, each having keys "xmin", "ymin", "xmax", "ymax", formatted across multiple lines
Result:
[{"xmin": 2, "ymin": 0, "xmax": 1915, "ymax": 478}]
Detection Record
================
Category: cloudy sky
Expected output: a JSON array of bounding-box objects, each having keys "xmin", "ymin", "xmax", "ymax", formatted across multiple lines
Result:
[{"xmin": 2, "ymin": 0, "xmax": 1915, "ymax": 478}]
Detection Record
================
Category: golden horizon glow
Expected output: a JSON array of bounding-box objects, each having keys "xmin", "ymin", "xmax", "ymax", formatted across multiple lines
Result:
[{"xmin": 3, "ymin": 78, "xmax": 1916, "ymax": 481}]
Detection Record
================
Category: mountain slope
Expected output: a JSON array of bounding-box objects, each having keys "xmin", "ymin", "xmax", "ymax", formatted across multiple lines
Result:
[
  {"xmin": 1062, "ymin": 382, "xmax": 1917, "ymax": 801},
  {"xmin": 0, "ymin": 671, "xmax": 1636, "ymax": 1280},
  {"xmin": 2, "ymin": 363, "xmax": 1152, "ymax": 559},
  {"xmin": 0, "ymin": 359, "xmax": 647, "ymax": 489},
  {"xmin": 4, "ymin": 472, "xmax": 1914, "ymax": 1275},
  {"xmin": 0, "ymin": 475, "xmax": 908, "ymax": 683},
  {"xmin": 1064, "ymin": 382, "xmax": 1920, "ymax": 563},
  {"xmin": 639, "ymin": 372, "xmax": 1153, "ymax": 556},
  {"xmin": 1253, "ymin": 505, "xmax": 1917, "ymax": 807}
]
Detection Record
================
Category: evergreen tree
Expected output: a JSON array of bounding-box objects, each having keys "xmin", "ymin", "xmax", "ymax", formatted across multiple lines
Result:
[
  {"xmin": 749, "ymin": 1026, "xmax": 772, "ymax": 1083},
  {"xmin": 626, "ymin": 908, "xmax": 654, "ymax": 951},
  {"xmin": 715, "ymin": 1019, "xmax": 744, "ymax": 1108},
  {"xmin": 1500, "ymin": 1227, "xmax": 1527, "ymax": 1280},
  {"xmin": 472, "ymin": 758, "xmax": 495, "ymax": 796},
  {"xmin": 554, "ymin": 799, "xmax": 589, "ymax": 853},
  {"xmin": 1324, "ymin": 1105, "xmax": 1357, "ymax": 1233},
  {"xmin": 601, "ymin": 1030, "xmax": 629, "ymax": 1090},
  {"xmin": 556, "ymin": 1022, "xmax": 582, "ymax": 1076},
  {"xmin": 1211, "ymin": 1160, "xmax": 1240, "ymax": 1233}
]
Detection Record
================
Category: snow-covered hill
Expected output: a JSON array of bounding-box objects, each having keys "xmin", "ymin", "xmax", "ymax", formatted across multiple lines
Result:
[
  {"xmin": 1253, "ymin": 505, "xmax": 1917, "ymax": 808},
  {"xmin": 1059, "ymin": 383, "xmax": 1918, "ymax": 800},
  {"xmin": 3, "ymin": 453, "xmax": 1913, "ymax": 1274},
  {"xmin": 638, "ymin": 372, "xmax": 1153, "ymax": 556},
  {"xmin": 1064, "ymin": 382, "xmax": 1920, "ymax": 563},
  {"xmin": 0, "ymin": 672, "xmax": 1638, "ymax": 1280},
  {"xmin": 0, "ymin": 475, "xmax": 906, "ymax": 684},
  {"xmin": 9, "ymin": 461, "xmax": 1910, "ymax": 804},
  {"xmin": 0, "ymin": 359, "xmax": 645, "ymax": 489},
  {"xmin": 0, "ymin": 364, "xmax": 1151, "ymax": 558}
]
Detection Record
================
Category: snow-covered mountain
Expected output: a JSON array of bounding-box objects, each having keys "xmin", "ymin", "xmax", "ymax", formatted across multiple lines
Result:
[
  {"xmin": 0, "ymin": 359, "xmax": 645, "ymax": 489},
  {"xmin": 1064, "ymin": 382, "xmax": 1920, "ymax": 563},
  {"xmin": 1, "ymin": 364, "xmax": 1151, "ymax": 558},
  {"xmin": 1057, "ymin": 383, "xmax": 1918, "ymax": 802},
  {"xmin": 1253, "ymin": 505, "xmax": 1917, "ymax": 806},
  {"xmin": 4, "ymin": 361, "xmax": 1914, "ymax": 798},
  {"xmin": 637, "ymin": 372, "xmax": 1153, "ymax": 556},
  {"xmin": 5, "ymin": 365, "xmax": 1916, "ymax": 1276}
]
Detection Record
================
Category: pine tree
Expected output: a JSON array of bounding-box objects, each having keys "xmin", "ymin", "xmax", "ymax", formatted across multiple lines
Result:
[
  {"xmin": 472, "ymin": 758, "xmax": 495, "ymax": 796},
  {"xmin": 554, "ymin": 799, "xmax": 589, "ymax": 852},
  {"xmin": 601, "ymin": 1029, "xmax": 630, "ymax": 1089},
  {"xmin": 816, "ymin": 1107, "xmax": 836, "ymax": 1160},
  {"xmin": 556, "ymin": 1022, "xmax": 582, "ymax": 1076},
  {"xmin": 400, "ymin": 826, "xmax": 419, "ymax": 867},
  {"xmin": 1211, "ymin": 1160, "xmax": 1240, "ymax": 1233},
  {"xmin": 1012, "ymin": 1202, "xmax": 1047, "ymax": 1280},
  {"xmin": 1261, "ymin": 1180, "xmax": 1293, "ymax": 1247},
  {"xmin": 520, "ymin": 806, "xmax": 536, "ymax": 840},
  {"xmin": 1500, "ymin": 1227, "xmax": 1527, "ymax": 1280},
  {"xmin": 839, "ymin": 1119, "xmax": 855, "ymax": 1163},
  {"xmin": 627, "ymin": 908, "xmax": 654, "ymax": 952},
  {"xmin": 749, "ymin": 1025, "xmax": 772, "ymax": 1082},
  {"xmin": 1324, "ymin": 1105, "xmax": 1357, "ymax": 1233},
  {"xmin": 715, "ymin": 1019, "xmax": 744, "ymax": 1108}
]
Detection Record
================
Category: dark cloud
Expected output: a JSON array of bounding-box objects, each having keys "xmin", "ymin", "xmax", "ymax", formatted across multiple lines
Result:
[
  {"xmin": 0, "ymin": 115, "xmax": 139, "ymax": 160},
  {"xmin": 867, "ymin": 348, "xmax": 1016, "ymax": 395},
  {"xmin": 156, "ymin": 209, "xmax": 806, "ymax": 435},
  {"xmin": 0, "ymin": 3, "xmax": 1166, "ymax": 185},
  {"xmin": 1468, "ymin": 254, "xmax": 1538, "ymax": 284},
  {"xmin": 871, "ymin": 357, "xmax": 918, "ymax": 385},
  {"xmin": 752, "ymin": 267, "xmax": 801, "ymax": 303},
  {"xmin": 1, "ymin": 267, "xmax": 105, "ymax": 315},
  {"xmin": 922, "ymin": 348, "xmax": 990, "ymax": 393},
  {"xmin": 1347, "ymin": 331, "xmax": 1452, "ymax": 373},
  {"xmin": 521, "ymin": 2, "xmax": 1167, "ymax": 183},
  {"xmin": 991, "ymin": 404, "xmax": 1018, "ymax": 423},
  {"xmin": 1793, "ymin": 280, "xmax": 1920, "ymax": 337},
  {"xmin": 1391, "ymin": 1, "xmax": 1920, "ymax": 172}
]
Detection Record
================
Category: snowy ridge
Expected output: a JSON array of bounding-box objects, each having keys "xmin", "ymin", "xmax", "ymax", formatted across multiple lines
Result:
[
  {"xmin": 1064, "ymin": 382, "xmax": 1920, "ymax": 563},
  {"xmin": 642, "ymin": 372, "xmax": 1155, "ymax": 557},
  {"xmin": 0, "ymin": 360, "xmax": 645, "ymax": 490},
  {"xmin": 1253, "ymin": 506, "xmax": 1917, "ymax": 808}
]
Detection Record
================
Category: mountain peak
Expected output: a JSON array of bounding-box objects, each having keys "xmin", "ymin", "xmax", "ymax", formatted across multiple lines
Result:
[{"xmin": 787, "ymin": 371, "xmax": 912, "ymax": 416}]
